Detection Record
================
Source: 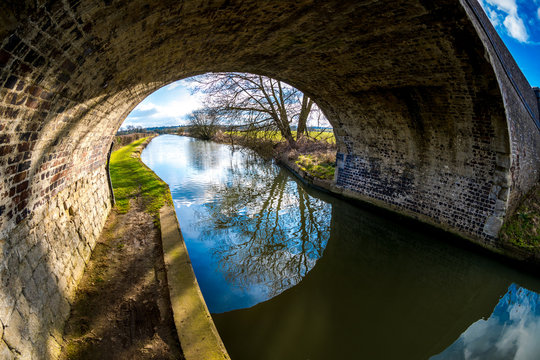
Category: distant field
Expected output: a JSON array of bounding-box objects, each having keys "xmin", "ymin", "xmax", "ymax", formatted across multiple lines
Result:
[{"xmin": 225, "ymin": 130, "xmax": 335, "ymax": 144}]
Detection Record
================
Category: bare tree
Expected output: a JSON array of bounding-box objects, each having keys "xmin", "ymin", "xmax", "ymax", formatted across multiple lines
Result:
[
  {"xmin": 191, "ymin": 73, "xmax": 325, "ymax": 147},
  {"xmin": 187, "ymin": 108, "xmax": 220, "ymax": 140}
]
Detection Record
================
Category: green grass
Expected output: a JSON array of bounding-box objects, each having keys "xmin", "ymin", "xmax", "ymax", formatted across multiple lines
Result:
[
  {"xmin": 109, "ymin": 137, "xmax": 172, "ymax": 218},
  {"xmin": 301, "ymin": 131, "xmax": 335, "ymax": 144},
  {"xmin": 500, "ymin": 185, "xmax": 540, "ymax": 250},
  {"xmin": 225, "ymin": 130, "xmax": 335, "ymax": 144},
  {"xmin": 295, "ymin": 154, "xmax": 335, "ymax": 180}
]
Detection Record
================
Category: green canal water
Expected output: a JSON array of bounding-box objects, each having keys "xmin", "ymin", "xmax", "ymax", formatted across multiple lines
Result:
[{"xmin": 141, "ymin": 134, "xmax": 540, "ymax": 360}]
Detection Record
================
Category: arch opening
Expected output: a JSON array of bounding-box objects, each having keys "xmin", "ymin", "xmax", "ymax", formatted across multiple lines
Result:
[{"xmin": 1, "ymin": 0, "xmax": 539, "ymax": 358}]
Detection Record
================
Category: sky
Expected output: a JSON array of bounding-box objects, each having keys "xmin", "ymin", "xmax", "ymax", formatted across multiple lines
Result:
[
  {"xmin": 122, "ymin": 0, "xmax": 540, "ymax": 129},
  {"xmin": 479, "ymin": 0, "xmax": 540, "ymax": 86},
  {"xmin": 122, "ymin": 80, "xmax": 203, "ymax": 129}
]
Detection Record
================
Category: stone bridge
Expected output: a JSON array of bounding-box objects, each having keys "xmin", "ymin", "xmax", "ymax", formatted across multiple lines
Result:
[{"xmin": 0, "ymin": 0, "xmax": 539, "ymax": 358}]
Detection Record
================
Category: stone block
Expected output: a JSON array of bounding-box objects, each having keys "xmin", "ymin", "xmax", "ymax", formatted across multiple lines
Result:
[
  {"xmin": 483, "ymin": 216, "xmax": 504, "ymax": 237},
  {"xmin": 496, "ymin": 153, "xmax": 511, "ymax": 169},
  {"xmin": 22, "ymin": 277, "xmax": 41, "ymax": 311},
  {"xmin": 56, "ymin": 274, "xmax": 68, "ymax": 296},
  {"xmin": 0, "ymin": 340, "xmax": 15, "ymax": 360},
  {"xmin": 3, "ymin": 310, "xmax": 27, "ymax": 352},
  {"xmin": 17, "ymin": 258, "xmax": 33, "ymax": 284},
  {"xmin": 32, "ymin": 261, "xmax": 50, "ymax": 292},
  {"xmin": 58, "ymin": 296, "xmax": 71, "ymax": 320},
  {"xmin": 27, "ymin": 312, "xmax": 42, "ymax": 343},
  {"xmin": 26, "ymin": 244, "xmax": 44, "ymax": 271},
  {"xmin": 16, "ymin": 294, "xmax": 31, "ymax": 319},
  {"xmin": 72, "ymin": 256, "xmax": 85, "ymax": 284},
  {"xmin": 46, "ymin": 335, "xmax": 62, "ymax": 360},
  {"xmin": 0, "ymin": 292, "xmax": 15, "ymax": 324},
  {"xmin": 45, "ymin": 275, "xmax": 58, "ymax": 297},
  {"xmin": 31, "ymin": 340, "xmax": 49, "ymax": 360}
]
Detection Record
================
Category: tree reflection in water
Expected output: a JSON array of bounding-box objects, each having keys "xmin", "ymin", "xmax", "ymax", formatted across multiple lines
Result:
[
  {"xmin": 196, "ymin": 152, "xmax": 331, "ymax": 298},
  {"xmin": 142, "ymin": 136, "xmax": 540, "ymax": 359}
]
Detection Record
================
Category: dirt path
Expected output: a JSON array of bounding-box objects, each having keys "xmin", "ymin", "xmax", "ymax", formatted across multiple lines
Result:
[{"xmin": 60, "ymin": 198, "xmax": 184, "ymax": 360}]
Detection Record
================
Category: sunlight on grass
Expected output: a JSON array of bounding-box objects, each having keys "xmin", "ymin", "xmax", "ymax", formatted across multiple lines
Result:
[
  {"xmin": 225, "ymin": 130, "xmax": 335, "ymax": 144},
  {"xmin": 109, "ymin": 137, "xmax": 172, "ymax": 217},
  {"xmin": 295, "ymin": 154, "xmax": 335, "ymax": 180}
]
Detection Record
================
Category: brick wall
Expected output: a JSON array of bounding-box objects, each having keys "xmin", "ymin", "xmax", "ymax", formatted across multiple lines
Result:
[
  {"xmin": 0, "ymin": 0, "xmax": 539, "ymax": 358},
  {"xmin": 0, "ymin": 168, "xmax": 111, "ymax": 358},
  {"xmin": 331, "ymin": 80, "xmax": 512, "ymax": 244}
]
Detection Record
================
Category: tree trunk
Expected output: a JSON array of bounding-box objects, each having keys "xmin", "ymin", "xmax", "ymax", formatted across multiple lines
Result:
[
  {"xmin": 281, "ymin": 126, "xmax": 296, "ymax": 148},
  {"xmin": 296, "ymin": 95, "xmax": 313, "ymax": 140}
]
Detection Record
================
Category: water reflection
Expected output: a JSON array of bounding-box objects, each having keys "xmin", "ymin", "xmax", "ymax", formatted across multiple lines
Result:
[
  {"xmin": 432, "ymin": 284, "xmax": 540, "ymax": 360},
  {"xmin": 141, "ymin": 135, "xmax": 330, "ymax": 313},
  {"xmin": 141, "ymin": 135, "xmax": 540, "ymax": 360},
  {"xmin": 200, "ymin": 158, "xmax": 330, "ymax": 297},
  {"xmin": 213, "ymin": 198, "xmax": 540, "ymax": 360}
]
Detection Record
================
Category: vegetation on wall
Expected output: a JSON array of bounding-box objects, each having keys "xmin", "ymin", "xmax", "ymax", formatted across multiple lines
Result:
[{"xmin": 500, "ymin": 184, "xmax": 540, "ymax": 251}]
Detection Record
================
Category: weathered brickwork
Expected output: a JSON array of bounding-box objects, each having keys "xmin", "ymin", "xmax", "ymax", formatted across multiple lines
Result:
[
  {"xmin": 332, "ymin": 72, "xmax": 514, "ymax": 243},
  {"xmin": 0, "ymin": 0, "xmax": 539, "ymax": 358},
  {"xmin": 0, "ymin": 167, "xmax": 110, "ymax": 359}
]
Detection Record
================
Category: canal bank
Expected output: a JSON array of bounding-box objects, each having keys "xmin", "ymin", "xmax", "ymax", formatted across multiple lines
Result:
[
  {"xmin": 160, "ymin": 205, "xmax": 230, "ymax": 360},
  {"xmin": 60, "ymin": 137, "xmax": 229, "ymax": 360},
  {"xmin": 61, "ymin": 134, "xmax": 540, "ymax": 359},
  {"xmin": 195, "ymin": 131, "xmax": 540, "ymax": 272},
  {"xmin": 278, "ymin": 154, "xmax": 540, "ymax": 275},
  {"xmin": 141, "ymin": 134, "xmax": 540, "ymax": 360}
]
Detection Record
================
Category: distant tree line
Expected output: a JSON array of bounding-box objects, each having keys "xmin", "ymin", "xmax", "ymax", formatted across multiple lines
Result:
[
  {"xmin": 116, "ymin": 125, "xmax": 149, "ymax": 135},
  {"xmin": 115, "ymin": 125, "xmax": 189, "ymax": 136}
]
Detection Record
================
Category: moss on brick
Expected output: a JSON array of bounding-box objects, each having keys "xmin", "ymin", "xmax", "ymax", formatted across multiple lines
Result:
[{"xmin": 500, "ymin": 184, "xmax": 540, "ymax": 251}]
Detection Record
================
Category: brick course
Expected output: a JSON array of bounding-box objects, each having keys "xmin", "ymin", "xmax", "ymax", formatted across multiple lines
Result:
[
  {"xmin": 0, "ymin": 169, "xmax": 110, "ymax": 359},
  {"xmin": 0, "ymin": 0, "xmax": 539, "ymax": 358}
]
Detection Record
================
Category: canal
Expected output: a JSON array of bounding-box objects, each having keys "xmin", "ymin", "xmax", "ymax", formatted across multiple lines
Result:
[{"xmin": 141, "ymin": 134, "xmax": 540, "ymax": 360}]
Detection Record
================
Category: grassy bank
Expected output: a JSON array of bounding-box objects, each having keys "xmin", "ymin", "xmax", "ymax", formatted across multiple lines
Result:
[
  {"xmin": 295, "ymin": 154, "xmax": 335, "ymax": 180},
  {"xmin": 501, "ymin": 184, "xmax": 540, "ymax": 252},
  {"xmin": 212, "ymin": 130, "xmax": 337, "ymax": 181},
  {"xmin": 109, "ymin": 137, "xmax": 172, "ymax": 218},
  {"xmin": 224, "ymin": 130, "xmax": 335, "ymax": 144},
  {"xmin": 61, "ymin": 136, "xmax": 182, "ymax": 359}
]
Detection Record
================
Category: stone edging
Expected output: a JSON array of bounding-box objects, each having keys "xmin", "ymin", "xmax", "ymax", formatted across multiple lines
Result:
[
  {"xmin": 277, "ymin": 157, "xmax": 336, "ymax": 194},
  {"xmin": 132, "ymin": 135, "xmax": 157, "ymax": 157},
  {"xmin": 279, "ymin": 157, "xmax": 540, "ymax": 272},
  {"xmin": 159, "ymin": 204, "xmax": 230, "ymax": 360}
]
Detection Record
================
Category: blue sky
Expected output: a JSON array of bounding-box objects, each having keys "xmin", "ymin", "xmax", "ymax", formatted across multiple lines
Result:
[
  {"xmin": 122, "ymin": 1, "xmax": 540, "ymax": 129},
  {"xmin": 122, "ymin": 80, "xmax": 202, "ymax": 129},
  {"xmin": 480, "ymin": 0, "xmax": 540, "ymax": 87}
]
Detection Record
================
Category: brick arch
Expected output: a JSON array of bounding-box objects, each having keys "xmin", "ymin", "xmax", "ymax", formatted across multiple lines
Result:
[{"xmin": 0, "ymin": 0, "xmax": 539, "ymax": 357}]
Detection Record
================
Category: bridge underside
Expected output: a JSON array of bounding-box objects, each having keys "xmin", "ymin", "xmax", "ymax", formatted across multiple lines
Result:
[{"xmin": 0, "ymin": 0, "xmax": 539, "ymax": 357}]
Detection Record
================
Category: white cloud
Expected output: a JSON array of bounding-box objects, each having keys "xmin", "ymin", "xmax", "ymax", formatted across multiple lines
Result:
[
  {"xmin": 485, "ymin": 0, "xmax": 517, "ymax": 14},
  {"xmin": 537, "ymin": 7, "xmax": 540, "ymax": 20},
  {"xmin": 138, "ymin": 97, "xmax": 202, "ymax": 120},
  {"xmin": 165, "ymin": 81, "xmax": 182, "ymax": 91},
  {"xmin": 136, "ymin": 101, "xmax": 158, "ymax": 112},
  {"xmin": 482, "ymin": 0, "xmax": 530, "ymax": 43},
  {"xmin": 503, "ymin": 13, "xmax": 529, "ymax": 42},
  {"xmin": 122, "ymin": 82, "xmax": 204, "ymax": 128},
  {"xmin": 487, "ymin": 8, "xmax": 503, "ymax": 27}
]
